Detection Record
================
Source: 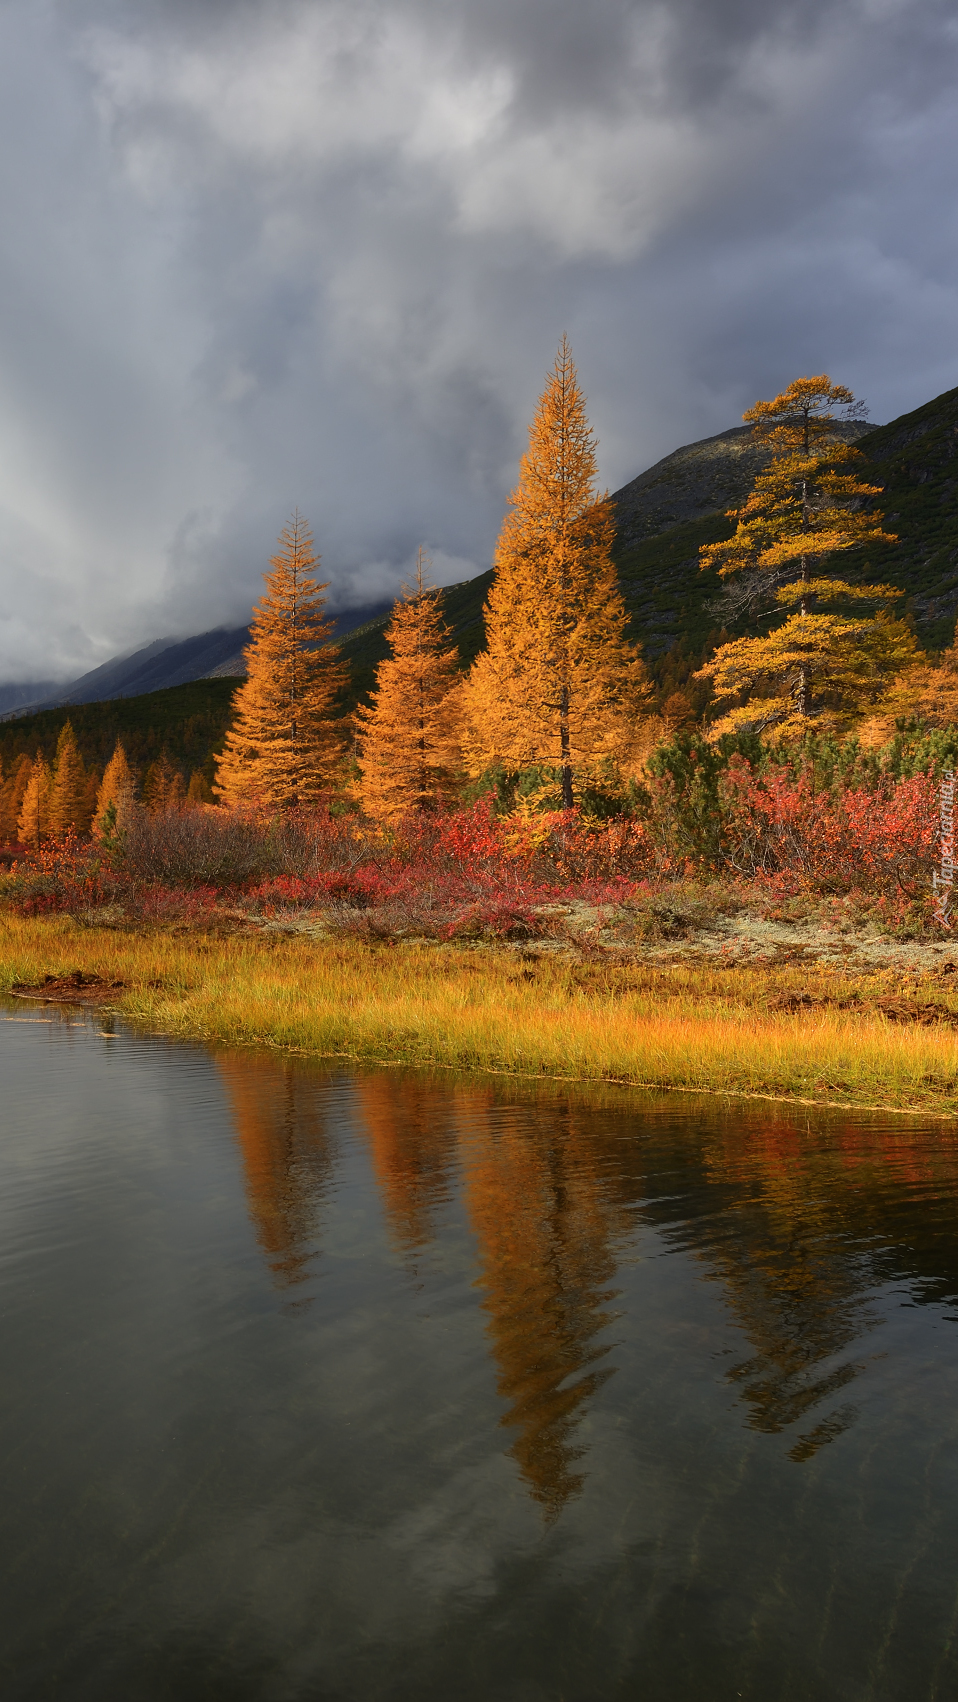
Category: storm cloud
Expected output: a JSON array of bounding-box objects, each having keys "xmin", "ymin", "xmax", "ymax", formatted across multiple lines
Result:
[{"xmin": 0, "ymin": 0, "xmax": 956, "ymax": 680}]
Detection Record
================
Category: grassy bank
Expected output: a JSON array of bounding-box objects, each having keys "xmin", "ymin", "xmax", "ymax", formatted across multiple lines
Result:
[{"xmin": 2, "ymin": 915, "xmax": 958, "ymax": 1115}]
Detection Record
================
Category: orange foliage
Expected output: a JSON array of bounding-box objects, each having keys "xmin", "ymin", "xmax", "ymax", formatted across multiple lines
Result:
[
  {"xmin": 356, "ymin": 551, "xmax": 463, "ymax": 820},
  {"xmin": 462, "ymin": 336, "xmax": 650, "ymax": 806},
  {"xmin": 216, "ymin": 1052, "xmax": 336, "ymax": 1290},
  {"xmin": 215, "ymin": 511, "xmax": 346, "ymax": 809}
]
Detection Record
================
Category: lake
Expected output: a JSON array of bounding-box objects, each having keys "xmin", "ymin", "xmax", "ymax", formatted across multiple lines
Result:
[{"xmin": 2, "ymin": 999, "xmax": 958, "ymax": 1701}]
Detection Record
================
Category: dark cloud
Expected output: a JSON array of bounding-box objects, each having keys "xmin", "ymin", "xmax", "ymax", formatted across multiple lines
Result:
[{"xmin": 0, "ymin": 0, "xmax": 955, "ymax": 679}]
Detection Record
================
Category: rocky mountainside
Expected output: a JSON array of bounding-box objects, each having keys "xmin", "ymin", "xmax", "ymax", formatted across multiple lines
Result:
[{"xmin": 612, "ymin": 419, "xmax": 871, "ymax": 549}]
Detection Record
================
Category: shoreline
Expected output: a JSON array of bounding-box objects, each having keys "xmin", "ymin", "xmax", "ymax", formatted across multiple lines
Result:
[{"xmin": 2, "ymin": 913, "xmax": 958, "ymax": 1119}]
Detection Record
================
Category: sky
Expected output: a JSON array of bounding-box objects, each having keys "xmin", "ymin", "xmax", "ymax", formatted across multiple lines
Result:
[{"xmin": 0, "ymin": 0, "xmax": 956, "ymax": 684}]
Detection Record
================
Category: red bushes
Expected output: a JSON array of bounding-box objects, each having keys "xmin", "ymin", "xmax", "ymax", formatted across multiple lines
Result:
[
  {"xmin": 0, "ymin": 828, "xmax": 119, "ymax": 914},
  {"xmin": 0, "ymin": 766, "xmax": 944, "ymax": 934},
  {"xmin": 719, "ymin": 757, "xmax": 937, "ymax": 897}
]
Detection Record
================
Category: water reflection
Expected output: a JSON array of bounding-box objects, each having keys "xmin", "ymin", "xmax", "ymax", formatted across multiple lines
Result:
[
  {"xmin": 691, "ymin": 1115, "xmax": 958, "ymax": 1458},
  {"xmin": 461, "ymin": 1099, "xmax": 628, "ymax": 1518},
  {"xmin": 214, "ymin": 1049, "xmax": 958, "ymax": 1502},
  {"xmin": 355, "ymin": 1075, "xmax": 458, "ymax": 1255},
  {"xmin": 216, "ymin": 1052, "xmax": 338, "ymax": 1289},
  {"xmin": 6, "ymin": 1007, "xmax": 958, "ymax": 1701}
]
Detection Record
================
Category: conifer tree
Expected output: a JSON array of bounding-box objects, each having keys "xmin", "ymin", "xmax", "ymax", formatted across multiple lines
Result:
[
  {"xmin": 356, "ymin": 550, "xmax": 462, "ymax": 820},
  {"xmin": 187, "ymin": 769, "xmax": 214, "ymax": 805},
  {"xmin": 94, "ymin": 741, "xmax": 137, "ymax": 842},
  {"xmin": 2, "ymin": 754, "xmax": 33, "ymax": 843},
  {"xmin": 143, "ymin": 749, "xmax": 186, "ymax": 813},
  {"xmin": 49, "ymin": 721, "xmax": 89, "ymax": 833},
  {"xmin": 17, "ymin": 753, "xmax": 52, "ymax": 849},
  {"xmin": 215, "ymin": 512, "xmax": 346, "ymax": 809},
  {"xmin": 697, "ymin": 376, "xmax": 918, "ymax": 737},
  {"xmin": 461, "ymin": 337, "xmax": 648, "ymax": 808}
]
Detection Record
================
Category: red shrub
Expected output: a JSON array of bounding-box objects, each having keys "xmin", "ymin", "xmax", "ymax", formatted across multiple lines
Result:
[{"xmin": 719, "ymin": 757, "xmax": 938, "ymax": 897}]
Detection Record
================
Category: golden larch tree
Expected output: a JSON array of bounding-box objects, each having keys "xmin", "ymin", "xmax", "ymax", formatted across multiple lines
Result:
[
  {"xmin": 697, "ymin": 376, "xmax": 918, "ymax": 737},
  {"xmin": 215, "ymin": 512, "xmax": 346, "ymax": 809},
  {"xmin": 461, "ymin": 336, "xmax": 649, "ymax": 809},
  {"xmin": 1, "ymin": 754, "xmax": 33, "ymax": 843},
  {"xmin": 95, "ymin": 741, "xmax": 137, "ymax": 841},
  {"xmin": 17, "ymin": 753, "xmax": 52, "ymax": 848},
  {"xmin": 187, "ymin": 769, "xmax": 214, "ymax": 804},
  {"xmin": 49, "ymin": 721, "xmax": 90, "ymax": 833},
  {"xmin": 143, "ymin": 749, "xmax": 185, "ymax": 813},
  {"xmin": 355, "ymin": 550, "xmax": 463, "ymax": 820}
]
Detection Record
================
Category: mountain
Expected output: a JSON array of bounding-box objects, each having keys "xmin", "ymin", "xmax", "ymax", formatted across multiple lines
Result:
[
  {"xmin": 17, "ymin": 627, "xmax": 252, "ymax": 713},
  {"xmin": 0, "ymin": 680, "xmax": 59, "ymax": 715},
  {"xmin": 4, "ymin": 600, "xmax": 393, "ymax": 718},
  {"xmin": 611, "ymin": 418, "xmax": 871, "ymax": 548}
]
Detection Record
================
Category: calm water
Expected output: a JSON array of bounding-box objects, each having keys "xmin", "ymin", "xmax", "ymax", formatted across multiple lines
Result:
[{"xmin": 2, "ymin": 1004, "xmax": 958, "ymax": 1701}]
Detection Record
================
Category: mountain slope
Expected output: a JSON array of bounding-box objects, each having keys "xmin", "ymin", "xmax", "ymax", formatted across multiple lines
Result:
[
  {"xmin": 8, "ymin": 601, "xmax": 393, "ymax": 718},
  {"xmin": 336, "ymin": 397, "xmax": 958, "ymax": 695},
  {"xmin": 0, "ymin": 678, "xmax": 241, "ymax": 783},
  {"xmin": 4, "ymin": 384, "xmax": 957, "ymax": 753}
]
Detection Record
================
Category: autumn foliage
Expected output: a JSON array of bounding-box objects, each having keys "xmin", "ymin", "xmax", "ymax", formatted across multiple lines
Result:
[
  {"xmin": 2, "ymin": 356, "xmax": 955, "ymax": 943},
  {"xmin": 355, "ymin": 552, "xmax": 462, "ymax": 819},
  {"xmin": 215, "ymin": 511, "xmax": 345, "ymax": 809},
  {"xmin": 698, "ymin": 376, "xmax": 917, "ymax": 737},
  {"xmin": 462, "ymin": 336, "xmax": 649, "ymax": 806}
]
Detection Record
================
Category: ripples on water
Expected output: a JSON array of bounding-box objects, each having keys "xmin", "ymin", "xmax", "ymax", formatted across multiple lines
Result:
[{"xmin": 2, "ymin": 1001, "xmax": 958, "ymax": 1701}]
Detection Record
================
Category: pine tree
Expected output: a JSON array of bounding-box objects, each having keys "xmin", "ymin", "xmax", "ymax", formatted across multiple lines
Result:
[
  {"xmin": 697, "ymin": 376, "xmax": 918, "ymax": 737},
  {"xmin": 187, "ymin": 769, "xmax": 214, "ymax": 805},
  {"xmin": 215, "ymin": 512, "xmax": 346, "ymax": 810},
  {"xmin": 461, "ymin": 337, "xmax": 648, "ymax": 808},
  {"xmin": 17, "ymin": 753, "xmax": 52, "ymax": 849},
  {"xmin": 94, "ymin": 741, "xmax": 137, "ymax": 842},
  {"xmin": 356, "ymin": 550, "xmax": 462, "ymax": 820},
  {"xmin": 2, "ymin": 754, "xmax": 33, "ymax": 844},
  {"xmin": 143, "ymin": 749, "xmax": 186, "ymax": 813},
  {"xmin": 49, "ymin": 721, "xmax": 90, "ymax": 833}
]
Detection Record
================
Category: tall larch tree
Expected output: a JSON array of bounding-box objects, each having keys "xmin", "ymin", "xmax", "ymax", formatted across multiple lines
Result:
[
  {"xmin": 697, "ymin": 376, "xmax": 918, "ymax": 737},
  {"xmin": 215, "ymin": 512, "xmax": 346, "ymax": 809},
  {"xmin": 49, "ymin": 721, "xmax": 90, "ymax": 833},
  {"xmin": 461, "ymin": 337, "xmax": 649, "ymax": 809},
  {"xmin": 17, "ymin": 753, "xmax": 52, "ymax": 848},
  {"xmin": 355, "ymin": 550, "xmax": 462, "ymax": 820}
]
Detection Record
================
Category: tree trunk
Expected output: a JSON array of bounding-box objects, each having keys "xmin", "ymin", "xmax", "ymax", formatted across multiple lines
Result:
[{"xmin": 559, "ymin": 682, "xmax": 574, "ymax": 810}]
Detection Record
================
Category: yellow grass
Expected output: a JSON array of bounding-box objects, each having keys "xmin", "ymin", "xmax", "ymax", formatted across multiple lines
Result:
[{"xmin": 1, "ymin": 914, "xmax": 957, "ymax": 1115}]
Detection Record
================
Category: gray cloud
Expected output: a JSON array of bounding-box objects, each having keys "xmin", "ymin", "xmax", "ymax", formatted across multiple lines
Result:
[{"xmin": 0, "ymin": 0, "xmax": 955, "ymax": 680}]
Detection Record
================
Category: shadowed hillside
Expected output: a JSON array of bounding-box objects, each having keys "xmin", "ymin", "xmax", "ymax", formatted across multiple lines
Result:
[{"xmin": 335, "ymin": 386, "xmax": 958, "ymax": 708}]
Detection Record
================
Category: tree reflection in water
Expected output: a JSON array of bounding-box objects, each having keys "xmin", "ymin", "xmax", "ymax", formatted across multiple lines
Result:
[
  {"xmin": 354, "ymin": 1075, "xmax": 628, "ymax": 1515},
  {"xmin": 216, "ymin": 1053, "xmax": 958, "ymax": 1507},
  {"xmin": 216, "ymin": 1052, "xmax": 338, "ymax": 1291},
  {"xmin": 458, "ymin": 1098, "xmax": 628, "ymax": 1519},
  {"xmin": 354, "ymin": 1075, "xmax": 458, "ymax": 1256}
]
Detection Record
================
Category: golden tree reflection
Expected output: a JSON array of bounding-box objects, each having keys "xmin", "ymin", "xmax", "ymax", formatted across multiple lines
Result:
[
  {"xmin": 692, "ymin": 1111, "xmax": 958, "ymax": 1459},
  {"xmin": 460, "ymin": 1101, "xmax": 626, "ymax": 1520},
  {"xmin": 216, "ymin": 1052, "xmax": 336, "ymax": 1290},
  {"xmin": 354, "ymin": 1076, "xmax": 458, "ymax": 1254}
]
